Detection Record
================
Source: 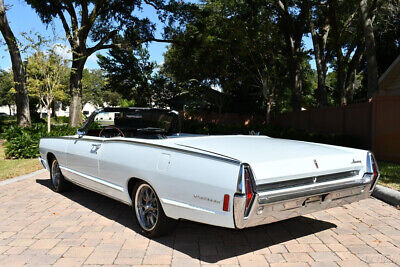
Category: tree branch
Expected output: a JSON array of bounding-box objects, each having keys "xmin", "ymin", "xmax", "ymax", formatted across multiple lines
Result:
[
  {"xmin": 88, "ymin": 37, "xmax": 178, "ymax": 54},
  {"xmin": 86, "ymin": 30, "xmax": 118, "ymax": 55},
  {"xmin": 144, "ymin": 0, "xmax": 163, "ymax": 10},
  {"xmin": 89, "ymin": 0, "xmax": 105, "ymax": 25},
  {"xmin": 65, "ymin": 1, "xmax": 78, "ymax": 31},
  {"xmin": 56, "ymin": 10, "xmax": 74, "ymax": 47}
]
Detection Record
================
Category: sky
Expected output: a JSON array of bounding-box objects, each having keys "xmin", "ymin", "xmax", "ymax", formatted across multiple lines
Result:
[
  {"xmin": 0, "ymin": 0, "xmax": 315, "ymax": 71},
  {"xmin": 0, "ymin": 0, "xmax": 168, "ymax": 70}
]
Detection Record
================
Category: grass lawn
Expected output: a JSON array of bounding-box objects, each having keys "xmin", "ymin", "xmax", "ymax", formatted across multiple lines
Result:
[
  {"xmin": 377, "ymin": 161, "xmax": 400, "ymax": 191},
  {"xmin": 0, "ymin": 140, "xmax": 42, "ymax": 181}
]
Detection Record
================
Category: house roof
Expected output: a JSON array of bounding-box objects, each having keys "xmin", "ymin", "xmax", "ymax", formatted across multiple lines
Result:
[{"xmin": 379, "ymin": 54, "xmax": 400, "ymax": 93}]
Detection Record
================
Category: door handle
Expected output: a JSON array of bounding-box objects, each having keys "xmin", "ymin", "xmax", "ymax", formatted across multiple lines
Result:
[{"xmin": 92, "ymin": 144, "xmax": 101, "ymax": 148}]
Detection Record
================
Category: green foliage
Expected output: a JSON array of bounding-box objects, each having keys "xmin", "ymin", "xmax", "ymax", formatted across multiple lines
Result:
[
  {"xmin": 97, "ymin": 45, "xmax": 155, "ymax": 107},
  {"xmin": 81, "ymin": 69, "xmax": 120, "ymax": 107},
  {"xmin": 51, "ymin": 116, "xmax": 69, "ymax": 124},
  {"xmin": 0, "ymin": 70, "xmax": 14, "ymax": 107},
  {"xmin": 182, "ymin": 118, "xmax": 362, "ymax": 149},
  {"xmin": 374, "ymin": 1, "xmax": 400, "ymax": 77},
  {"xmin": 163, "ymin": 0, "xmax": 314, "ymax": 114},
  {"xmin": 119, "ymin": 99, "xmax": 136, "ymax": 108},
  {"xmin": 0, "ymin": 116, "xmax": 16, "ymax": 134},
  {"xmin": 378, "ymin": 161, "xmax": 400, "ymax": 191},
  {"xmin": 1, "ymin": 124, "xmax": 76, "ymax": 159}
]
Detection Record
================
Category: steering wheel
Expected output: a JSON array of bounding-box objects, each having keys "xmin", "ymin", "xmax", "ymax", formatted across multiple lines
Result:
[{"xmin": 99, "ymin": 126, "xmax": 125, "ymax": 138}]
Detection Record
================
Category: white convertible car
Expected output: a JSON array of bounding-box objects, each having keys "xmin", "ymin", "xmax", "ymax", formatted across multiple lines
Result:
[{"xmin": 39, "ymin": 107, "xmax": 380, "ymax": 237}]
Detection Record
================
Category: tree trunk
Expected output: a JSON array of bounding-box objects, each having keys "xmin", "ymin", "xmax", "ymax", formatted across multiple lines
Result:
[
  {"xmin": 266, "ymin": 99, "xmax": 273, "ymax": 125},
  {"xmin": 359, "ymin": 0, "xmax": 378, "ymax": 98},
  {"xmin": 69, "ymin": 56, "xmax": 87, "ymax": 127},
  {"xmin": 8, "ymin": 104, "xmax": 11, "ymax": 115},
  {"xmin": 51, "ymin": 101, "xmax": 57, "ymax": 118},
  {"xmin": 337, "ymin": 65, "xmax": 347, "ymax": 106},
  {"xmin": 47, "ymin": 106, "xmax": 51, "ymax": 133},
  {"xmin": 310, "ymin": 19, "xmax": 329, "ymax": 107},
  {"xmin": 261, "ymin": 75, "xmax": 275, "ymax": 125},
  {"xmin": 289, "ymin": 59, "xmax": 303, "ymax": 111},
  {"xmin": 0, "ymin": 0, "xmax": 31, "ymax": 127},
  {"xmin": 316, "ymin": 68, "xmax": 328, "ymax": 106}
]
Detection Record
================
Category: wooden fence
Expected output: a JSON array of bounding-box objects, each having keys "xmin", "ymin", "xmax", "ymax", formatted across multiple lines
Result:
[
  {"xmin": 372, "ymin": 95, "xmax": 400, "ymax": 162},
  {"xmin": 272, "ymin": 95, "xmax": 400, "ymax": 163}
]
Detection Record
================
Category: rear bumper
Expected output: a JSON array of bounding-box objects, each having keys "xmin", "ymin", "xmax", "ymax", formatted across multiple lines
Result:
[{"xmin": 234, "ymin": 182, "xmax": 372, "ymax": 229}]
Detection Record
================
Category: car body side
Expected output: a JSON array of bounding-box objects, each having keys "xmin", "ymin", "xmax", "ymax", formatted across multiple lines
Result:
[{"xmin": 39, "ymin": 136, "xmax": 242, "ymax": 228}]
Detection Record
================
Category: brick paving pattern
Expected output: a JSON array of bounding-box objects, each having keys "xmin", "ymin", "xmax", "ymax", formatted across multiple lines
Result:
[{"xmin": 1, "ymin": 171, "xmax": 400, "ymax": 266}]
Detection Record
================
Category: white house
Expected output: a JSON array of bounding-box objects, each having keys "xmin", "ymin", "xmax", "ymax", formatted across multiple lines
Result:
[{"xmin": 0, "ymin": 102, "xmax": 99, "ymax": 117}]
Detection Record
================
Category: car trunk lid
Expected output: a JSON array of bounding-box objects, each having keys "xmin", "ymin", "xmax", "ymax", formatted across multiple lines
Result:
[{"xmin": 173, "ymin": 135, "xmax": 367, "ymax": 185}]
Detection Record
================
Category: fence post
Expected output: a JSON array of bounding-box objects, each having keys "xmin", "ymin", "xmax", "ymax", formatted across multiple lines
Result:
[{"xmin": 371, "ymin": 94, "xmax": 379, "ymax": 154}]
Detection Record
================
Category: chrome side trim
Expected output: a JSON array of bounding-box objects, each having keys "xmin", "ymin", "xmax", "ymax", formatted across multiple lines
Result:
[
  {"xmin": 161, "ymin": 198, "xmax": 219, "ymax": 215},
  {"xmin": 175, "ymin": 143, "xmax": 241, "ymax": 164},
  {"xmin": 59, "ymin": 166, "xmax": 124, "ymax": 192},
  {"xmin": 63, "ymin": 175, "xmax": 131, "ymax": 206},
  {"xmin": 41, "ymin": 136, "xmax": 241, "ymax": 165}
]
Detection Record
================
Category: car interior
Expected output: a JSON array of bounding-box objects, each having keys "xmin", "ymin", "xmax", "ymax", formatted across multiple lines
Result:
[{"xmin": 84, "ymin": 109, "xmax": 180, "ymax": 139}]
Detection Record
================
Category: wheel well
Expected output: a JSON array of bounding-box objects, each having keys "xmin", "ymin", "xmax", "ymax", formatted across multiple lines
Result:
[
  {"xmin": 127, "ymin": 178, "xmax": 142, "ymax": 200},
  {"xmin": 47, "ymin": 153, "xmax": 56, "ymax": 167}
]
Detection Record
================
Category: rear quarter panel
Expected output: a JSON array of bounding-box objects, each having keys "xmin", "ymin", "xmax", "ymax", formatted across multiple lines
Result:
[{"xmin": 98, "ymin": 141, "xmax": 241, "ymax": 228}]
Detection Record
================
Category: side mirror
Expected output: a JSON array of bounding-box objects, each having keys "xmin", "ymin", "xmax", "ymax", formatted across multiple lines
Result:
[{"xmin": 77, "ymin": 129, "xmax": 85, "ymax": 136}]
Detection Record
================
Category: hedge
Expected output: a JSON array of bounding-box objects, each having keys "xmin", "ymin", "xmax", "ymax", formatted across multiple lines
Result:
[{"xmin": 1, "ymin": 123, "xmax": 76, "ymax": 159}]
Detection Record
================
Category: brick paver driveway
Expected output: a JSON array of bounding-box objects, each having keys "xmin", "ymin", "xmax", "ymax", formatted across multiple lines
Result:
[{"xmin": 1, "ymin": 171, "xmax": 400, "ymax": 267}]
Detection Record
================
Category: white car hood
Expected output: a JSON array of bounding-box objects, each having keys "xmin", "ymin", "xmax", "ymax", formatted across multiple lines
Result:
[{"xmin": 171, "ymin": 135, "xmax": 368, "ymax": 184}]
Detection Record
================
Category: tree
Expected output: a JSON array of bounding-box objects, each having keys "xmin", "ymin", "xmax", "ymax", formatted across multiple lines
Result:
[
  {"xmin": 275, "ymin": 0, "xmax": 310, "ymax": 111},
  {"xmin": 164, "ymin": 0, "xmax": 302, "ymax": 118},
  {"xmin": 81, "ymin": 68, "xmax": 121, "ymax": 107},
  {"xmin": 0, "ymin": 0, "xmax": 31, "ymax": 126},
  {"xmin": 308, "ymin": 1, "xmax": 331, "ymax": 107},
  {"xmin": 25, "ymin": 0, "xmax": 195, "ymax": 126},
  {"xmin": 327, "ymin": 0, "xmax": 365, "ymax": 105},
  {"xmin": 27, "ymin": 49, "xmax": 69, "ymax": 132},
  {"xmin": 0, "ymin": 69, "xmax": 14, "ymax": 114},
  {"xmin": 374, "ymin": 0, "xmax": 400, "ymax": 76},
  {"xmin": 97, "ymin": 45, "xmax": 156, "ymax": 107},
  {"xmin": 359, "ymin": 0, "xmax": 378, "ymax": 98}
]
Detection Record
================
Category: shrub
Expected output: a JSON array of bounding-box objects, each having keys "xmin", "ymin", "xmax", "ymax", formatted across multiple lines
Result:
[
  {"xmin": 0, "ymin": 116, "xmax": 16, "ymax": 134},
  {"xmin": 1, "ymin": 123, "xmax": 76, "ymax": 159},
  {"xmin": 53, "ymin": 116, "xmax": 69, "ymax": 124}
]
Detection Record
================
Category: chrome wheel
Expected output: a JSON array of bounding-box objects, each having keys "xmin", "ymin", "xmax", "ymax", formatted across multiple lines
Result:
[
  {"xmin": 51, "ymin": 160, "xmax": 61, "ymax": 190},
  {"xmin": 135, "ymin": 184, "xmax": 159, "ymax": 231}
]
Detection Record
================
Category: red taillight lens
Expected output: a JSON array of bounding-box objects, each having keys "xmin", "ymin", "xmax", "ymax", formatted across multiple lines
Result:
[
  {"xmin": 223, "ymin": 194, "xmax": 229, "ymax": 211},
  {"xmin": 244, "ymin": 168, "xmax": 253, "ymax": 209},
  {"xmin": 372, "ymin": 158, "xmax": 378, "ymax": 179}
]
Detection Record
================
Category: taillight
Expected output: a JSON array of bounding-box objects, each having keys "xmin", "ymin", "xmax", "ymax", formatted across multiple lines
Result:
[
  {"xmin": 244, "ymin": 168, "xmax": 254, "ymax": 212},
  {"xmin": 370, "ymin": 153, "xmax": 379, "ymax": 191}
]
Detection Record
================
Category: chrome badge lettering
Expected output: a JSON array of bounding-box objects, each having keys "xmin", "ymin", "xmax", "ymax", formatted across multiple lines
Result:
[
  {"xmin": 193, "ymin": 194, "xmax": 221, "ymax": 204},
  {"xmin": 351, "ymin": 159, "xmax": 362, "ymax": 164}
]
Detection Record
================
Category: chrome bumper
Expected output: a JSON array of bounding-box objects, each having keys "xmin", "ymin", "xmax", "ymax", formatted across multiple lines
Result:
[
  {"xmin": 38, "ymin": 156, "xmax": 48, "ymax": 170},
  {"xmin": 234, "ymin": 182, "xmax": 373, "ymax": 229}
]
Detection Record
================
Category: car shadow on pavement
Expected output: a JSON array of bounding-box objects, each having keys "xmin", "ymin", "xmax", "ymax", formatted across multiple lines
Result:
[{"xmin": 36, "ymin": 178, "xmax": 337, "ymax": 263}]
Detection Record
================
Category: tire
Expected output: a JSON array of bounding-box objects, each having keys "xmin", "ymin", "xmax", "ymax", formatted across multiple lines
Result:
[
  {"xmin": 132, "ymin": 181, "xmax": 176, "ymax": 237},
  {"xmin": 49, "ymin": 157, "xmax": 70, "ymax": 193}
]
